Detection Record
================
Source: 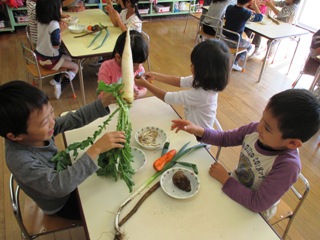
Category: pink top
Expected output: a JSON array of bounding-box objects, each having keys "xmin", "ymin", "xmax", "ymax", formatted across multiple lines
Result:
[{"xmin": 98, "ymin": 58, "xmax": 147, "ymax": 97}]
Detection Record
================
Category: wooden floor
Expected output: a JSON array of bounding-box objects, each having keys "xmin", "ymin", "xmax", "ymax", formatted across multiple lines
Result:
[{"xmin": 0, "ymin": 17, "xmax": 319, "ymax": 240}]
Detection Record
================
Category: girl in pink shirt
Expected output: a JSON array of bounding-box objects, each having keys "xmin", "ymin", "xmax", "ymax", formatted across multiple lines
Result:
[{"xmin": 98, "ymin": 30, "xmax": 148, "ymax": 99}]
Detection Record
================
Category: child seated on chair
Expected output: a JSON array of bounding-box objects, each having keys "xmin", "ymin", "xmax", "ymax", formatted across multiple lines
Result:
[
  {"xmin": 35, "ymin": 0, "xmax": 78, "ymax": 99},
  {"xmin": 223, "ymin": 0, "xmax": 263, "ymax": 71},
  {"xmin": 0, "ymin": 81, "xmax": 126, "ymax": 220},
  {"xmin": 171, "ymin": 89, "xmax": 320, "ymax": 220},
  {"xmin": 98, "ymin": 30, "xmax": 148, "ymax": 99}
]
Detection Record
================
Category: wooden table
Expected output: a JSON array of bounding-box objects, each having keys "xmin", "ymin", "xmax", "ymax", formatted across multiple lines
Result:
[
  {"xmin": 62, "ymin": 9, "xmax": 122, "ymax": 104},
  {"xmin": 245, "ymin": 19, "xmax": 309, "ymax": 82},
  {"xmin": 63, "ymin": 96, "xmax": 280, "ymax": 240}
]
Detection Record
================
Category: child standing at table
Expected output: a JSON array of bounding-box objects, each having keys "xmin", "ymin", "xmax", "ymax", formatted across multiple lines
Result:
[
  {"xmin": 35, "ymin": 0, "xmax": 78, "ymax": 99},
  {"xmin": 98, "ymin": 30, "xmax": 148, "ymax": 99},
  {"xmin": 105, "ymin": 0, "xmax": 142, "ymax": 32},
  {"xmin": 0, "ymin": 80, "xmax": 126, "ymax": 219},
  {"xmin": 223, "ymin": 0, "xmax": 263, "ymax": 71},
  {"xmin": 135, "ymin": 39, "xmax": 230, "ymax": 130},
  {"xmin": 171, "ymin": 89, "xmax": 320, "ymax": 220}
]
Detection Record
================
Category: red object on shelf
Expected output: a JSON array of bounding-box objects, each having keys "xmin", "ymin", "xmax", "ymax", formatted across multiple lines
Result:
[{"xmin": 199, "ymin": 0, "xmax": 204, "ymax": 5}]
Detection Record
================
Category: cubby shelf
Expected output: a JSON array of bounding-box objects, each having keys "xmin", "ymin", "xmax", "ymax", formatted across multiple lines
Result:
[{"xmin": 2, "ymin": 0, "xmax": 196, "ymax": 32}]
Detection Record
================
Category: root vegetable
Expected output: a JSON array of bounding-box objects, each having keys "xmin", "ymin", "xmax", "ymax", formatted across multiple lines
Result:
[{"xmin": 121, "ymin": 29, "xmax": 134, "ymax": 103}]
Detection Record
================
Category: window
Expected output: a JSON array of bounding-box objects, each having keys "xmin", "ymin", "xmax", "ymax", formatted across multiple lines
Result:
[{"xmin": 296, "ymin": 0, "xmax": 319, "ymax": 32}]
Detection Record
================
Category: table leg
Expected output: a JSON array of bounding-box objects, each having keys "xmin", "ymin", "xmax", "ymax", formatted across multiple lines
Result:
[
  {"xmin": 287, "ymin": 37, "xmax": 300, "ymax": 75},
  {"xmin": 258, "ymin": 39, "xmax": 275, "ymax": 82},
  {"xmin": 77, "ymin": 59, "xmax": 86, "ymax": 105}
]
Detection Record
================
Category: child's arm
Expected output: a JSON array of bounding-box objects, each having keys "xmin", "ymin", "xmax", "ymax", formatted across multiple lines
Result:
[
  {"xmin": 135, "ymin": 75, "xmax": 167, "ymax": 101},
  {"xmin": 171, "ymin": 119, "xmax": 205, "ymax": 137},
  {"xmin": 143, "ymin": 72, "xmax": 181, "ymax": 87},
  {"xmin": 134, "ymin": 86, "xmax": 147, "ymax": 99},
  {"xmin": 105, "ymin": 5, "xmax": 120, "ymax": 27},
  {"xmin": 265, "ymin": 0, "xmax": 280, "ymax": 16}
]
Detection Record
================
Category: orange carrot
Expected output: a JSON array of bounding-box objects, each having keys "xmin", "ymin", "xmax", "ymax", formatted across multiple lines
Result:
[{"xmin": 153, "ymin": 149, "xmax": 177, "ymax": 172}]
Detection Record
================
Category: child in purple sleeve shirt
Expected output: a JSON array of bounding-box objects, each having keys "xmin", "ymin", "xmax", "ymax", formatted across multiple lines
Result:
[{"xmin": 171, "ymin": 89, "xmax": 320, "ymax": 220}]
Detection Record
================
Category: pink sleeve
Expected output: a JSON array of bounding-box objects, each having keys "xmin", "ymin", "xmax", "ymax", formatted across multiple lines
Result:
[{"xmin": 98, "ymin": 62, "xmax": 113, "ymax": 84}]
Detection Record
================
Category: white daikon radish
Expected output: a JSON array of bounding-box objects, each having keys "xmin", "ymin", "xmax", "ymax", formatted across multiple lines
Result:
[{"xmin": 121, "ymin": 28, "xmax": 134, "ymax": 104}]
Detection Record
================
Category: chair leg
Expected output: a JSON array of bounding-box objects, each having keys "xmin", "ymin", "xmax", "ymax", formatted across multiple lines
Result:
[
  {"xmin": 183, "ymin": 14, "xmax": 190, "ymax": 33},
  {"xmin": 292, "ymin": 74, "xmax": 302, "ymax": 88},
  {"xmin": 69, "ymin": 79, "xmax": 77, "ymax": 99}
]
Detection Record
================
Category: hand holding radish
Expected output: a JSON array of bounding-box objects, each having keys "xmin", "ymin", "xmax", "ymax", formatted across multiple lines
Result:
[
  {"xmin": 209, "ymin": 162, "xmax": 230, "ymax": 185},
  {"xmin": 171, "ymin": 119, "xmax": 205, "ymax": 137},
  {"xmin": 99, "ymin": 91, "xmax": 117, "ymax": 107},
  {"xmin": 86, "ymin": 131, "xmax": 126, "ymax": 160}
]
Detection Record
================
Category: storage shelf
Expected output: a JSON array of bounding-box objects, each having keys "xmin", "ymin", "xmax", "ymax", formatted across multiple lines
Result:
[{"xmin": 3, "ymin": 0, "xmax": 195, "ymax": 32}]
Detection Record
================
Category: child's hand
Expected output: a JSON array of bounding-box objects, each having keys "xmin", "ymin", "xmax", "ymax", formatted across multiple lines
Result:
[
  {"xmin": 171, "ymin": 119, "xmax": 205, "ymax": 137},
  {"xmin": 87, "ymin": 131, "xmax": 126, "ymax": 160},
  {"xmin": 143, "ymin": 72, "xmax": 157, "ymax": 82},
  {"xmin": 209, "ymin": 162, "xmax": 230, "ymax": 185},
  {"xmin": 134, "ymin": 75, "xmax": 148, "ymax": 87},
  {"xmin": 100, "ymin": 92, "xmax": 116, "ymax": 107},
  {"xmin": 134, "ymin": 86, "xmax": 139, "ymax": 99}
]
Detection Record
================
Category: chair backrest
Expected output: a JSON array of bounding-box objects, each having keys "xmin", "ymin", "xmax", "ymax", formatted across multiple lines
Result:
[
  {"xmin": 217, "ymin": 27, "xmax": 243, "ymax": 55},
  {"xmin": 25, "ymin": 25, "xmax": 35, "ymax": 50},
  {"xmin": 200, "ymin": 14, "xmax": 223, "ymax": 35},
  {"xmin": 270, "ymin": 173, "xmax": 310, "ymax": 239},
  {"xmin": 9, "ymin": 174, "xmax": 82, "ymax": 239}
]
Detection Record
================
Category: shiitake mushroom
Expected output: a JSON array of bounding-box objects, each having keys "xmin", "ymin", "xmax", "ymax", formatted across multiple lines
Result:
[
  {"xmin": 92, "ymin": 24, "xmax": 100, "ymax": 32},
  {"xmin": 172, "ymin": 171, "xmax": 191, "ymax": 192}
]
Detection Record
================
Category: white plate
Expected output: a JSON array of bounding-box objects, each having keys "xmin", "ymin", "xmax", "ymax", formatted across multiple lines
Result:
[
  {"xmin": 160, "ymin": 167, "xmax": 200, "ymax": 199},
  {"xmin": 68, "ymin": 24, "xmax": 85, "ymax": 34},
  {"xmin": 135, "ymin": 126, "xmax": 167, "ymax": 150},
  {"xmin": 131, "ymin": 146, "xmax": 147, "ymax": 172},
  {"xmin": 62, "ymin": 16, "xmax": 79, "ymax": 26}
]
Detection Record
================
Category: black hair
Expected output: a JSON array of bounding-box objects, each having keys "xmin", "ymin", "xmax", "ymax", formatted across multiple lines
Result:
[
  {"xmin": 0, "ymin": 81, "xmax": 49, "ymax": 138},
  {"xmin": 266, "ymin": 89, "xmax": 320, "ymax": 142},
  {"xmin": 237, "ymin": 0, "xmax": 251, "ymax": 5},
  {"xmin": 36, "ymin": 0, "xmax": 62, "ymax": 24},
  {"xmin": 191, "ymin": 39, "xmax": 230, "ymax": 91},
  {"xmin": 293, "ymin": 0, "xmax": 301, "ymax": 4},
  {"xmin": 119, "ymin": 0, "xmax": 143, "ymax": 20},
  {"xmin": 112, "ymin": 30, "xmax": 149, "ymax": 64}
]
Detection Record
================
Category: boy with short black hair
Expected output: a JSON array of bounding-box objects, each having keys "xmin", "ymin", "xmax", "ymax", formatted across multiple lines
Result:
[
  {"xmin": 0, "ymin": 80, "xmax": 126, "ymax": 219},
  {"xmin": 171, "ymin": 89, "xmax": 320, "ymax": 220}
]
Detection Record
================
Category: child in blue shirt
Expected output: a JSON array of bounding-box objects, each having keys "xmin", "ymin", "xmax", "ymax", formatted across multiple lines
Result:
[{"xmin": 223, "ymin": 0, "xmax": 263, "ymax": 71}]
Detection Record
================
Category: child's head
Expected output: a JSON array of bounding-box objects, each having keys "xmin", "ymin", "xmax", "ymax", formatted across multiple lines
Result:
[
  {"xmin": 0, "ymin": 81, "xmax": 51, "ymax": 141},
  {"xmin": 191, "ymin": 39, "xmax": 230, "ymax": 91},
  {"xmin": 36, "ymin": 0, "xmax": 62, "ymax": 24},
  {"xmin": 119, "ymin": 0, "xmax": 142, "ymax": 20},
  {"xmin": 258, "ymin": 89, "xmax": 320, "ymax": 149},
  {"xmin": 112, "ymin": 30, "xmax": 149, "ymax": 72}
]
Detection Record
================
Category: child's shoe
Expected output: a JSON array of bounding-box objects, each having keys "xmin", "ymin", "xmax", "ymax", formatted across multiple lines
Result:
[
  {"xmin": 54, "ymin": 83, "xmax": 62, "ymax": 99},
  {"xmin": 232, "ymin": 63, "xmax": 243, "ymax": 71}
]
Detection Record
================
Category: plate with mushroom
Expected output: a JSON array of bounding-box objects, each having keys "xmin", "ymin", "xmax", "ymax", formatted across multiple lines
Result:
[{"xmin": 160, "ymin": 167, "xmax": 200, "ymax": 199}]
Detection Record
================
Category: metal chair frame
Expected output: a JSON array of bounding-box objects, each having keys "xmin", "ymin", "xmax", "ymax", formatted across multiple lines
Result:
[
  {"xmin": 21, "ymin": 42, "xmax": 76, "ymax": 98},
  {"xmin": 217, "ymin": 27, "xmax": 249, "ymax": 73},
  {"xmin": 195, "ymin": 14, "xmax": 222, "ymax": 46},
  {"xmin": 292, "ymin": 53, "xmax": 320, "ymax": 91},
  {"xmin": 269, "ymin": 173, "xmax": 310, "ymax": 239},
  {"xmin": 9, "ymin": 174, "xmax": 82, "ymax": 240}
]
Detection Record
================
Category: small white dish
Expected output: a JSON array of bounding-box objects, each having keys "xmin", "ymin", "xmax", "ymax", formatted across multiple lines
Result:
[
  {"xmin": 131, "ymin": 146, "xmax": 147, "ymax": 172},
  {"xmin": 160, "ymin": 167, "xmax": 200, "ymax": 199},
  {"xmin": 68, "ymin": 24, "xmax": 85, "ymax": 34},
  {"xmin": 135, "ymin": 126, "xmax": 167, "ymax": 150},
  {"xmin": 63, "ymin": 16, "xmax": 79, "ymax": 26}
]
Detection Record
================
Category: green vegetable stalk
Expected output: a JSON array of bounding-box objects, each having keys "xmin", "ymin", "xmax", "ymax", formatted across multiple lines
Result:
[
  {"xmin": 114, "ymin": 142, "xmax": 205, "ymax": 238},
  {"xmin": 51, "ymin": 81, "xmax": 135, "ymax": 191}
]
